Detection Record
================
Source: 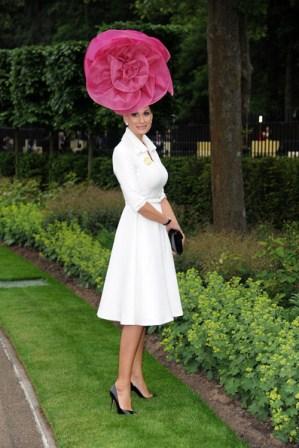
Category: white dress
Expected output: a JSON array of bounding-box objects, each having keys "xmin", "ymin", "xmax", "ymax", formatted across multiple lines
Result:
[{"xmin": 97, "ymin": 127, "xmax": 183, "ymax": 326}]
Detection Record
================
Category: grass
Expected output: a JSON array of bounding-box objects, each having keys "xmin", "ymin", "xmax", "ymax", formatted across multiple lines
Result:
[
  {"xmin": 0, "ymin": 246, "xmax": 247, "ymax": 448},
  {"xmin": 0, "ymin": 245, "xmax": 45, "ymax": 280}
]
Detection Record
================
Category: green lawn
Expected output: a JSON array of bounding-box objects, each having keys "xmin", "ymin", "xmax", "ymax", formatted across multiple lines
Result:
[
  {"xmin": 0, "ymin": 245, "xmax": 45, "ymax": 280},
  {"xmin": 0, "ymin": 246, "xmax": 247, "ymax": 448}
]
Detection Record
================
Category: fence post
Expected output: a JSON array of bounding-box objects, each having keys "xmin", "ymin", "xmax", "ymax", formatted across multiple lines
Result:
[{"xmin": 14, "ymin": 128, "xmax": 20, "ymax": 178}]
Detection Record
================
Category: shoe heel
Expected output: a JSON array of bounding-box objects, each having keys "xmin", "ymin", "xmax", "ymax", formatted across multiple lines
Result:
[
  {"xmin": 109, "ymin": 385, "xmax": 136, "ymax": 415},
  {"xmin": 110, "ymin": 392, "xmax": 114, "ymax": 411}
]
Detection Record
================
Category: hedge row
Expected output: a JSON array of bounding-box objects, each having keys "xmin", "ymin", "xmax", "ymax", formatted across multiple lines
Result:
[
  {"xmin": 0, "ymin": 203, "xmax": 109, "ymax": 290},
  {"xmin": 1, "ymin": 198, "xmax": 299, "ymax": 442},
  {"xmin": 1, "ymin": 153, "xmax": 298, "ymax": 228}
]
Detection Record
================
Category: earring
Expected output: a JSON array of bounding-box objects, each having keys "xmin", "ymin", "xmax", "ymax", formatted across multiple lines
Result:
[{"xmin": 125, "ymin": 122, "xmax": 128, "ymax": 126}]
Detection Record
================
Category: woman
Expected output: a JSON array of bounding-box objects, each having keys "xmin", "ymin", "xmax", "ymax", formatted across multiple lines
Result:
[
  {"xmin": 84, "ymin": 29, "xmax": 184, "ymax": 414},
  {"xmin": 98, "ymin": 106, "xmax": 184, "ymax": 414}
]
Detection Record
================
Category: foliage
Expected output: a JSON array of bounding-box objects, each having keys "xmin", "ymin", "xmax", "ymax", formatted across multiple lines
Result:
[
  {"xmin": 0, "ymin": 49, "xmax": 13, "ymax": 126},
  {"xmin": 256, "ymin": 223, "xmax": 299, "ymax": 306},
  {"xmin": 1, "ymin": 154, "xmax": 299, "ymax": 231},
  {"xmin": 44, "ymin": 182, "xmax": 123, "ymax": 234},
  {"xmin": 243, "ymin": 157, "xmax": 299, "ymax": 226},
  {"xmin": 44, "ymin": 41, "xmax": 97, "ymax": 131},
  {"xmin": 1, "ymin": 176, "xmax": 299, "ymax": 441},
  {"xmin": 0, "ymin": 0, "xmax": 135, "ymax": 48},
  {"xmin": 0, "ymin": 202, "xmax": 43, "ymax": 246},
  {"xmin": 162, "ymin": 269, "xmax": 299, "ymax": 443},
  {"xmin": 0, "ymin": 152, "xmax": 14, "ymax": 177},
  {"xmin": 35, "ymin": 220, "xmax": 110, "ymax": 290},
  {"xmin": 0, "ymin": 177, "xmax": 42, "ymax": 205},
  {"xmin": 17, "ymin": 153, "xmax": 49, "ymax": 183},
  {"xmin": 10, "ymin": 46, "xmax": 50, "ymax": 127},
  {"xmin": 174, "ymin": 227, "xmax": 269, "ymax": 279},
  {"xmin": 48, "ymin": 154, "xmax": 88, "ymax": 183}
]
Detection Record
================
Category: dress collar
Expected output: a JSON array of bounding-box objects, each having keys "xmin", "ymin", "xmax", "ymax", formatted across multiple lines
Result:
[{"xmin": 122, "ymin": 127, "xmax": 156, "ymax": 154}]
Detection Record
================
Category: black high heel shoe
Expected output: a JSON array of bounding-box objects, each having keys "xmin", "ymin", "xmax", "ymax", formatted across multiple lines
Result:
[
  {"xmin": 131, "ymin": 382, "xmax": 155, "ymax": 399},
  {"xmin": 109, "ymin": 385, "xmax": 136, "ymax": 415}
]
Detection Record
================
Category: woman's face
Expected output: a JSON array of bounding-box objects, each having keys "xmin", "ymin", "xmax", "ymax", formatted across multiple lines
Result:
[{"xmin": 123, "ymin": 107, "xmax": 153, "ymax": 139}]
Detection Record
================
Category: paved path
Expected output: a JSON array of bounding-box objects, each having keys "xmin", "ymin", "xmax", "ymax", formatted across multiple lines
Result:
[{"xmin": 0, "ymin": 330, "xmax": 56, "ymax": 448}]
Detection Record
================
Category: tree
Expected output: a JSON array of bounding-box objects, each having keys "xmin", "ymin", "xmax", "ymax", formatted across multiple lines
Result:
[{"xmin": 207, "ymin": 0, "xmax": 246, "ymax": 232}]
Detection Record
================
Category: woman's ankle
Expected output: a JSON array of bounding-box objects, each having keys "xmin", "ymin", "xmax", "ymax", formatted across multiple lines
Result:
[{"xmin": 115, "ymin": 378, "xmax": 131, "ymax": 390}]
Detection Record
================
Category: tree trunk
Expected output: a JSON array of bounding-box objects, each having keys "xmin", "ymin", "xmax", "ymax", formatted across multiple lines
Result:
[
  {"xmin": 207, "ymin": 0, "xmax": 246, "ymax": 232},
  {"xmin": 284, "ymin": 44, "xmax": 293, "ymax": 122},
  {"xmin": 239, "ymin": 13, "xmax": 253, "ymax": 149}
]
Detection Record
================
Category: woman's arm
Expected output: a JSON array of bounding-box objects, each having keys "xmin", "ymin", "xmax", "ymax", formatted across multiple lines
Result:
[
  {"xmin": 160, "ymin": 198, "xmax": 185, "ymax": 243},
  {"xmin": 138, "ymin": 198, "xmax": 185, "ymax": 243},
  {"xmin": 138, "ymin": 202, "xmax": 170, "ymax": 225}
]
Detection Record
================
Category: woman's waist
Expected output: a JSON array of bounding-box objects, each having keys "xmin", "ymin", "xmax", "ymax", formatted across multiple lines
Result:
[
  {"xmin": 123, "ymin": 196, "xmax": 162, "ymax": 205},
  {"xmin": 146, "ymin": 197, "xmax": 163, "ymax": 203}
]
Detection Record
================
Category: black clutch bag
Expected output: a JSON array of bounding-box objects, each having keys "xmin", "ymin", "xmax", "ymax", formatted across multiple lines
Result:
[{"xmin": 168, "ymin": 229, "xmax": 184, "ymax": 255}]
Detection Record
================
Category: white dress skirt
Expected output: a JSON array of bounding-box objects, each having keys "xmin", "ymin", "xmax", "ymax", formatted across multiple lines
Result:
[{"xmin": 97, "ymin": 127, "xmax": 183, "ymax": 326}]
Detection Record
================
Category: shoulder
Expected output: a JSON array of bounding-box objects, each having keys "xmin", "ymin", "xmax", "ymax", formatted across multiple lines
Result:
[
  {"xmin": 112, "ymin": 139, "xmax": 135, "ymax": 171},
  {"xmin": 113, "ymin": 140, "xmax": 129, "ymax": 159}
]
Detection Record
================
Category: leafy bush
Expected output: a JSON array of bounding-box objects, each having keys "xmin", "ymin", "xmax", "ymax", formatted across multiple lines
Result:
[
  {"xmin": 0, "ymin": 177, "xmax": 42, "ymax": 206},
  {"xmin": 0, "ymin": 152, "xmax": 15, "ymax": 177},
  {"xmin": 0, "ymin": 49, "xmax": 13, "ymax": 126},
  {"xmin": 256, "ymin": 223, "xmax": 299, "ymax": 306},
  {"xmin": 162, "ymin": 269, "xmax": 299, "ymax": 443},
  {"xmin": 0, "ymin": 203, "xmax": 43, "ymax": 246},
  {"xmin": 44, "ymin": 183, "xmax": 123, "ymax": 234},
  {"xmin": 35, "ymin": 220, "xmax": 110, "ymax": 290},
  {"xmin": 17, "ymin": 153, "xmax": 49, "ymax": 183},
  {"xmin": 174, "ymin": 227, "xmax": 269, "ymax": 279}
]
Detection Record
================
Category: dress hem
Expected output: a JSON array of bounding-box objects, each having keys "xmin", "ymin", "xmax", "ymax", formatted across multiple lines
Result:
[{"xmin": 97, "ymin": 312, "xmax": 183, "ymax": 326}]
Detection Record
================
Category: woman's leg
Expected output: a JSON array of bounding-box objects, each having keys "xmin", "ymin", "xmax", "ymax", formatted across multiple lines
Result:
[
  {"xmin": 131, "ymin": 328, "xmax": 153, "ymax": 398},
  {"xmin": 115, "ymin": 325, "xmax": 144, "ymax": 410}
]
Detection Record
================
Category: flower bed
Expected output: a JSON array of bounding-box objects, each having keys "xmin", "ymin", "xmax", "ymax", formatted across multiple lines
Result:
[{"xmin": 163, "ymin": 269, "xmax": 299, "ymax": 443}]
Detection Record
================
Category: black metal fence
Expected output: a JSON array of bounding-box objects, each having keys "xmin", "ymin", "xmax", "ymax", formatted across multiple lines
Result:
[{"xmin": 1, "ymin": 121, "xmax": 299, "ymax": 158}]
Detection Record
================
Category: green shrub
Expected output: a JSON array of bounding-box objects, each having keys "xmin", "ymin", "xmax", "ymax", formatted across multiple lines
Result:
[
  {"xmin": 48, "ymin": 154, "xmax": 88, "ymax": 183},
  {"xmin": 256, "ymin": 223, "xmax": 299, "ymax": 306},
  {"xmin": 44, "ymin": 183, "xmax": 123, "ymax": 234},
  {"xmin": 17, "ymin": 153, "xmax": 49, "ymax": 183},
  {"xmin": 0, "ymin": 203, "xmax": 43, "ymax": 246},
  {"xmin": 174, "ymin": 227, "xmax": 269, "ymax": 279},
  {"xmin": 162, "ymin": 269, "xmax": 299, "ymax": 443},
  {"xmin": 0, "ymin": 177, "xmax": 42, "ymax": 206},
  {"xmin": 35, "ymin": 220, "xmax": 110, "ymax": 290},
  {"xmin": 0, "ymin": 153, "xmax": 15, "ymax": 177}
]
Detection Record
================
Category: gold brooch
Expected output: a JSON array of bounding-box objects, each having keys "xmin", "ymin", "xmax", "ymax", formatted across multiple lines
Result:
[{"xmin": 144, "ymin": 155, "xmax": 153, "ymax": 165}]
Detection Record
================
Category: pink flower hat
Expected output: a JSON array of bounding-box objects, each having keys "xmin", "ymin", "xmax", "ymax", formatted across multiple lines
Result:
[{"xmin": 84, "ymin": 29, "xmax": 174, "ymax": 114}]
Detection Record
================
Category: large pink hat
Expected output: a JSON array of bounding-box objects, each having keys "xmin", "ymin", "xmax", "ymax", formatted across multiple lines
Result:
[{"xmin": 84, "ymin": 29, "xmax": 174, "ymax": 115}]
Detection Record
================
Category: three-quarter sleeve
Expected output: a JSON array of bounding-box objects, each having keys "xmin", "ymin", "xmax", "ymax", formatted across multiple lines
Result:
[
  {"xmin": 159, "ymin": 190, "xmax": 167, "ymax": 201},
  {"xmin": 112, "ymin": 146, "xmax": 147, "ymax": 212}
]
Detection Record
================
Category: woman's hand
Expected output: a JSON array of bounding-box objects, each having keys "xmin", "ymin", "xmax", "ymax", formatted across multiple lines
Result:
[{"xmin": 166, "ymin": 221, "xmax": 186, "ymax": 247}]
